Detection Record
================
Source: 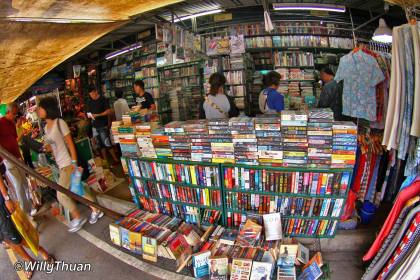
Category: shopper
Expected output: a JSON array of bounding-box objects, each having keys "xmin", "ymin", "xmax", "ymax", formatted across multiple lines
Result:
[
  {"xmin": 16, "ymin": 116, "xmax": 34, "ymax": 169},
  {"xmin": 258, "ymin": 71, "xmax": 284, "ymax": 114},
  {"xmin": 86, "ymin": 85, "xmax": 119, "ymax": 166},
  {"xmin": 113, "ymin": 90, "xmax": 130, "ymax": 121},
  {"xmin": 199, "ymin": 73, "xmax": 239, "ymax": 120},
  {"xmin": 0, "ymin": 103, "xmax": 32, "ymax": 216},
  {"xmin": 0, "ymin": 174, "xmax": 55, "ymax": 279},
  {"xmin": 133, "ymin": 80, "xmax": 156, "ymax": 110},
  {"xmin": 37, "ymin": 97, "xmax": 104, "ymax": 232},
  {"xmin": 318, "ymin": 67, "xmax": 344, "ymax": 120}
]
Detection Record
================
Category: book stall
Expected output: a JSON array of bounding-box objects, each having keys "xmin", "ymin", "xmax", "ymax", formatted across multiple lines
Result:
[{"xmin": 108, "ymin": 108, "xmax": 358, "ymax": 278}]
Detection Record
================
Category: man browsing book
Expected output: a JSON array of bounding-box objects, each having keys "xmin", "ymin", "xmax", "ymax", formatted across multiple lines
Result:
[{"xmin": 133, "ymin": 80, "xmax": 156, "ymax": 110}]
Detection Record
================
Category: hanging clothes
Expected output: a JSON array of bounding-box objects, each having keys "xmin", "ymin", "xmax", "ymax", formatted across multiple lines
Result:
[
  {"xmin": 363, "ymin": 180, "xmax": 420, "ymax": 261},
  {"xmin": 335, "ymin": 50, "xmax": 385, "ymax": 121},
  {"xmin": 410, "ymin": 23, "xmax": 420, "ymax": 137},
  {"xmin": 362, "ymin": 201, "xmax": 420, "ymax": 280}
]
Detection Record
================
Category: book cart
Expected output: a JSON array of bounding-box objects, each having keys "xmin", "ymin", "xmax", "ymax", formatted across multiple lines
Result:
[{"xmin": 126, "ymin": 157, "xmax": 353, "ymax": 239}]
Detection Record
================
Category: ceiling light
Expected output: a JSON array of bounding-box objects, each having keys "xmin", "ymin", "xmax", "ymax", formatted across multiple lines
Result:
[
  {"xmin": 105, "ymin": 42, "xmax": 142, "ymax": 60},
  {"xmin": 272, "ymin": 3, "xmax": 346, "ymax": 13},
  {"xmin": 372, "ymin": 18, "xmax": 392, "ymax": 43},
  {"xmin": 173, "ymin": 9, "xmax": 223, "ymax": 22}
]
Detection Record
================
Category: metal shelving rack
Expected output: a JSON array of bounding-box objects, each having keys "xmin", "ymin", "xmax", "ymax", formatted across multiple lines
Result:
[{"xmin": 125, "ymin": 157, "xmax": 353, "ymax": 238}]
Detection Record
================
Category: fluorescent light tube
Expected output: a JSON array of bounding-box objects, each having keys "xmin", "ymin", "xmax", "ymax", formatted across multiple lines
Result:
[
  {"xmin": 105, "ymin": 43, "xmax": 142, "ymax": 60},
  {"xmin": 273, "ymin": 3, "xmax": 346, "ymax": 13},
  {"xmin": 173, "ymin": 9, "xmax": 223, "ymax": 22}
]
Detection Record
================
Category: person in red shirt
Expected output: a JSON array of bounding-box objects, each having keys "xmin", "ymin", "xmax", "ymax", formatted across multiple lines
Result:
[{"xmin": 0, "ymin": 103, "xmax": 32, "ymax": 215}]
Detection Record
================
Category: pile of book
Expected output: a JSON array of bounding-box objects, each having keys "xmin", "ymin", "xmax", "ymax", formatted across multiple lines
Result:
[
  {"xmin": 208, "ymin": 119, "xmax": 235, "ymax": 163},
  {"xmin": 331, "ymin": 122, "xmax": 358, "ymax": 168},
  {"xmin": 307, "ymin": 109, "xmax": 334, "ymax": 168},
  {"xmin": 118, "ymin": 126, "xmax": 138, "ymax": 157},
  {"xmin": 281, "ymin": 111, "xmax": 308, "ymax": 167},
  {"xmin": 151, "ymin": 128, "xmax": 172, "ymax": 158},
  {"xmin": 110, "ymin": 209, "xmax": 203, "ymax": 271},
  {"xmin": 165, "ymin": 121, "xmax": 191, "ymax": 161},
  {"xmin": 230, "ymin": 117, "xmax": 258, "ymax": 165},
  {"xmin": 136, "ymin": 123, "xmax": 157, "ymax": 158},
  {"xmin": 184, "ymin": 120, "xmax": 212, "ymax": 162},
  {"xmin": 255, "ymin": 117, "xmax": 283, "ymax": 165}
]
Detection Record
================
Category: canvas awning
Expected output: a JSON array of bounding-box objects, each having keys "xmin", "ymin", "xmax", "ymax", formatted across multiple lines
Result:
[{"xmin": 0, "ymin": 0, "xmax": 182, "ymax": 103}]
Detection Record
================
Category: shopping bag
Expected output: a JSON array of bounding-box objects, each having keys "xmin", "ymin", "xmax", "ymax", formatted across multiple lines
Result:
[
  {"xmin": 70, "ymin": 167, "xmax": 85, "ymax": 196},
  {"xmin": 11, "ymin": 204, "xmax": 39, "ymax": 256}
]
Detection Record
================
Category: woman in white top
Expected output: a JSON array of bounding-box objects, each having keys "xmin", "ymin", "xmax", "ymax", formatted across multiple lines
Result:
[
  {"xmin": 199, "ymin": 73, "xmax": 239, "ymax": 120},
  {"xmin": 37, "ymin": 97, "xmax": 103, "ymax": 233}
]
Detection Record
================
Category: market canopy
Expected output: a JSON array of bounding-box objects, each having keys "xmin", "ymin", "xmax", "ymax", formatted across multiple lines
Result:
[{"xmin": 0, "ymin": 0, "xmax": 182, "ymax": 103}]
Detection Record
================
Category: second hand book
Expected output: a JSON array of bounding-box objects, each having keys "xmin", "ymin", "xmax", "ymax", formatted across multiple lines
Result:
[
  {"xmin": 209, "ymin": 256, "xmax": 229, "ymax": 280},
  {"xmin": 263, "ymin": 212, "xmax": 283, "ymax": 241},
  {"xmin": 230, "ymin": 258, "xmax": 253, "ymax": 280}
]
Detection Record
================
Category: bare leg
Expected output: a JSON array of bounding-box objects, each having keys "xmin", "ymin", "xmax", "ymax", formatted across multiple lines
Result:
[
  {"xmin": 70, "ymin": 209, "xmax": 81, "ymax": 220},
  {"xmin": 100, "ymin": 148, "xmax": 107, "ymax": 161},
  {"xmin": 6, "ymin": 241, "xmax": 34, "ymax": 262}
]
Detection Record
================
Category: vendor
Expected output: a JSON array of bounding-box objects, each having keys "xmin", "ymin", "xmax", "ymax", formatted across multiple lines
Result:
[
  {"xmin": 199, "ymin": 73, "xmax": 239, "ymax": 120},
  {"xmin": 258, "ymin": 71, "xmax": 284, "ymax": 114},
  {"xmin": 318, "ymin": 67, "xmax": 344, "ymax": 120},
  {"xmin": 133, "ymin": 80, "xmax": 156, "ymax": 110}
]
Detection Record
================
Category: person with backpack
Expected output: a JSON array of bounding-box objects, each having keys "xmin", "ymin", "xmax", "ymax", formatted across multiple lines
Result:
[
  {"xmin": 258, "ymin": 71, "xmax": 285, "ymax": 114},
  {"xmin": 37, "ymin": 97, "xmax": 103, "ymax": 233},
  {"xmin": 199, "ymin": 73, "xmax": 239, "ymax": 120}
]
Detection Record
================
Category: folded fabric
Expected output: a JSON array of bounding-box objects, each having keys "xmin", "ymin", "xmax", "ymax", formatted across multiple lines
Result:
[{"xmin": 363, "ymin": 181, "xmax": 420, "ymax": 261}]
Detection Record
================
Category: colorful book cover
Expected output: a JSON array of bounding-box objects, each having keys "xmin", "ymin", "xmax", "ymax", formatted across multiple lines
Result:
[
  {"xmin": 263, "ymin": 212, "xmax": 283, "ymax": 241},
  {"xmin": 230, "ymin": 258, "xmax": 253, "ymax": 280},
  {"xmin": 250, "ymin": 261, "xmax": 273, "ymax": 280},
  {"xmin": 192, "ymin": 250, "xmax": 211, "ymax": 278},
  {"xmin": 297, "ymin": 243, "xmax": 309, "ymax": 264},
  {"xmin": 209, "ymin": 256, "xmax": 229, "ymax": 280},
  {"xmin": 109, "ymin": 223, "xmax": 121, "ymax": 246},
  {"xmin": 142, "ymin": 236, "xmax": 158, "ymax": 262},
  {"xmin": 297, "ymin": 261, "xmax": 322, "ymax": 280},
  {"xmin": 128, "ymin": 231, "xmax": 142, "ymax": 254}
]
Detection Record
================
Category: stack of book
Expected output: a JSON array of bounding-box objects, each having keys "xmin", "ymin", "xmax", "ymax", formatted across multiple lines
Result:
[
  {"xmin": 165, "ymin": 121, "xmax": 191, "ymax": 161},
  {"xmin": 331, "ymin": 122, "xmax": 358, "ymax": 168},
  {"xmin": 255, "ymin": 117, "xmax": 283, "ymax": 165},
  {"xmin": 111, "ymin": 121, "xmax": 121, "ymax": 144},
  {"xmin": 208, "ymin": 119, "xmax": 235, "ymax": 163},
  {"xmin": 183, "ymin": 120, "xmax": 212, "ymax": 162},
  {"xmin": 307, "ymin": 109, "xmax": 334, "ymax": 168},
  {"xmin": 281, "ymin": 111, "xmax": 308, "ymax": 167},
  {"xmin": 230, "ymin": 117, "xmax": 258, "ymax": 165},
  {"xmin": 118, "ymin": 126, "xmax": 138, "ymax": 157},
  {"xmin": 136, "ymin": 123, "xmax": 157, "ymax": 158},
  {"xmin": 151, "ymin": 128, "xmax": 172, "ymax": 158}
]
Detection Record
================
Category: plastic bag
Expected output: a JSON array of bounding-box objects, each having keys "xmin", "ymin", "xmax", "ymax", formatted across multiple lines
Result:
[
  {"xmin": 70, "ymin": 167, "xmax": 84, "ymax": 196},
  {"xmin": 11, "ymin": 204, "xmax": 39, "ymax": 256}
]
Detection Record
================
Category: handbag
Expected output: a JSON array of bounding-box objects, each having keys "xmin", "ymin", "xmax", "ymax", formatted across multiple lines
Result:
[{"xmin": 11, "ymin": 204, "xmax": 39, "ymax": 256}]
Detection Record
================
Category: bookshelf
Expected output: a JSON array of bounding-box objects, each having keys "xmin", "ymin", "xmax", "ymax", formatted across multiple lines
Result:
[
  {"xmin": 126, "ymin": 157, "xmax": 224, "ymax": 226},
  {"xmin": 221, "ymin": 163, "xmax": 352, "ymax": 238},
  {"xmin": 125, "ymin": 157, "xmax": 353, "ymax": 238},
  {"xmin": 158, "ymin": 61, "xmax": 204, "ymax": 121}
]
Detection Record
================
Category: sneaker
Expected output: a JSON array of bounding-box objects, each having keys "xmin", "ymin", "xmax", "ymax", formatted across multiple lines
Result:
[
  {"xmin": 89, "ymin": 211, "xmax": 104, "ymax": 224},
  {"xmin": 68, "ymin": 217, "xmax": 87, "ymax": 233},
  {"xmin": 30, "ymin": 208, "xmax": 38, "ymax": 217}
]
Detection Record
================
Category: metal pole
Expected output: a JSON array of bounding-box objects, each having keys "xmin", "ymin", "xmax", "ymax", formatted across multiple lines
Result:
[{"xmin": 348, "ymin": 8, "xmax": 357, "ymax": 47}]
